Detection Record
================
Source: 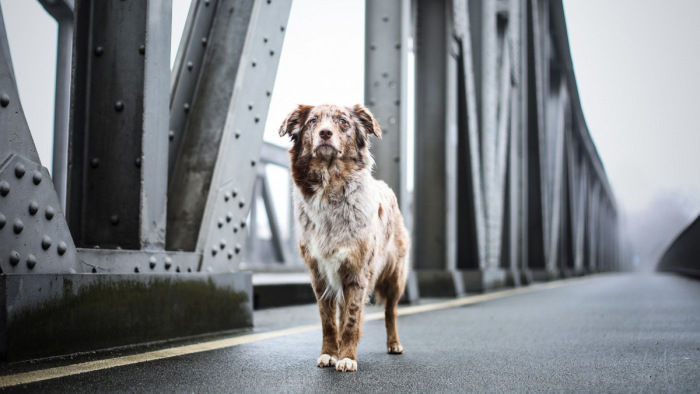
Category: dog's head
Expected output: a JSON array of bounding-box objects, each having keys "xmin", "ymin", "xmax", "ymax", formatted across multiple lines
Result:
[
  {"xmin": 279, "ymin": 104, "xmax": 381, "ymax": 160},
  {"xmin": 279, "ymin": 104, "xmax": 382, "ymax": 196}
]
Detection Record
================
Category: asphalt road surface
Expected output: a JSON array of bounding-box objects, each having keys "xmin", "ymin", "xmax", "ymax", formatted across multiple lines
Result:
[{"xmin": 2, "ymin": 273, "xmax": 699, "ymax": 392}]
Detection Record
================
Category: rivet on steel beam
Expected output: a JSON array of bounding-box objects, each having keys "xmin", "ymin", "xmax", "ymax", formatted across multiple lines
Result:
[
  {"xmin": 164, "ymin": 257, "xmax": 172, "ymax": 270},
  {"xmin": 110, "ymin": 214, "xmax": 120, "ymax": 225},
  {"xmin": 134, "ymin": 266, "xmax": 140, "ymax": 273},
  {"xmin": 220, "ymin": 239, "xmax": 226, "ymax": 249},
  {"xmin": 395, "ymin": 100, "xmax": 400, "ymax": 106},
  {"xmin": 280, "ymin": 26, "xmax": 285, "ymax": 32},
  {"xmin": 33, "ymin": 170, "xmax": 42, "ymax": 184},
  {"xmin": 227, "ymin": 250, "xmax": 233, "ymax": 259},
  {"xmin": 267, "ymin": 0, "xmax": 271, "ymax": 4},
  {"xmin": 224, "ymin": 191, "xmax": 231, "ymax": 201},
  {"xmin": 212, "ymin": 246, "xmax": 217, "ymax": 256},
  {"xmin": 252, "ymin": 61, "xmax": 257, "ymax": 67},
  {"xmin": 187, "ymin": 61, "xmax": 193, "ymax": 71},
  {"xmin": 204, "ymin": 0, "xmax": 210, "ymax": 6},
  {"xmin": 169, "ymin": 130, "xmax": 175, "ymax": 141},
  {"xmin": 370, "ymin": 44, "xmax": 376, "ymax": 51},
  {"xmin": 15, "ymin": 163, "xmax": 25, "ymax": 178},
  {"xmin": 13, "ymin": 219, "xmax": 23, "ymax": 234},
  {"xmin": 226, "ymin": 212, "xmax": 232, "ymax": 222},
  {"xmin": 266, "ymin": 91, "xmax": 271, "ymax": 97},
  {"xmin": 254, "ymin": 117, "xmax": 260, "ymax": 123},
  {"xmin": 263, "ymin": 37, "xmax": 268, "ymax": 43},
  {"xmin": 201, "ymin": 37, "xmax": 208, "ymax": 46},
  {"xmin": 9, "ymin": 251, "xmax": 20, "ymax": 266},
  {"xmin": 28, "ymin": 200, "xmax": 39, "ymax": 215},
  {"xmin": 240, "ymin": 220, "xmax": 246, "ymax": 228},
  {"xmin": 251, "ymin": 160, "xmax": 256, "ymax": 167},
  {"xmin": 382, "ymin": 73, "xmax": 389, "ymax": 79},
  {"xmin": 217, "ymin": 218, "xmax": 224, "ymax": 228},
  {"xmin": 45, "ymin": 206, "xmax": 55, "ymax": 220},
  {"xmin": 94, "ymin": 46, "xmax": 104, "ymax": 56},
  {"xmin": 115, "ymin": 101, "xmax": 125, "ymax": 112},
  {"xmin": 187, "ymin": 267, "xmax": 192, "ymax": 272},
  {"xmin": 184, "ymin": 103, "xmax": 190, "ymax": 113},
  {"xmin": 389, "ymin": 81, "xmax": 396, "ymax": 88},
  {"xmin": 232, "ymin": 189, "xmax": 238, "ymax": 198},
  {"xmin": 248, "ymin": 104, "xmax": 253, "ymax": 111},
  {"xmin": 176, "ymin": 266, "xmax": 181, "ymax": 273},
  {"xmin": 395, "ymin": 43, "xmax": 401, "ymax": 50},
  {"xmin": 0, "ymin": 181, "xmax": 9, "ymax": 196},
  {"xmin": 135, "ymin": 157, "xmax": 142, "ymax": 168},
  {"xmin": 149, "ymin": 256, "xmax": 156, "ymax": 269},
  {"xmin": 57, "ymin": 241, "xmax": 67, "ymax": 255},
  {"xmin": 92, "ymin": 267, "xmax": 97, "ymax": 273},
  {"xmin": 139, "ymin": 44, "xmax": 145, "ymax": 55},
  {"xmin": 239, "ymin": 200, "xmax": 245, "ymax": 209},
  {"xmin": 235, "ymin": 245, "xmax": 241, "ymax": 254},
  {"xmin": 235, "ymin": 132, "xmax": 241, "ymax": 139},
  {"xmin": 0, "ymin": 93, "xmax": 10, "ymax": 107},
  {"xmin": 90, "ymin": 157, "xmax": 99, "ymax": 168},
  {"xmin": 394, "ymin": 156, "xmax": 400, "ymax": 163},
  {"xmin": 233, "ymin": 227, "xmax": 238, "ymax": 233},
  {"xmin": 270, "ymin": 50, "xmax": 275, "ymax": 56},
  {"xmin": 26, "ymin": 254, "xmax": 36, "ymax": 269},
  {"xmin": 0, "ymin": 212, "xmax": 5, "ymax": 229},
  {"xmin": 42, "ymin": 235, "xmax": 52, "ymax": 250},
  {"xmin": 382, "ymin": 16, "xmax": 389, "ymax": 22}
]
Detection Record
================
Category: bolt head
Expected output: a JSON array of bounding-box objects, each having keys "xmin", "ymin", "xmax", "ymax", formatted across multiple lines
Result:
[
  {"xmin": 57, "ymin": 241, "xmax": 67, "ymax": 255},
  {"xmin": 45, "ymin": 206, "xmax": 56, "ymax": 220},
  {"xmin": 26, "ymin": 254, "xmax": 36, "ymax": 269},
  {"xmin": 240, "ymin": 220, "xmax": 246, "ymax": 228},
  {"xmin": 234, "ymin": 245, "xmax": 241, "ymax": 254},
  {"xmin": 33, "ymin": 170, "xmax": 42, "ymax": 185},
  {"xmin": 139, "ymin": 44, "xmax": 145, "ymax": 54},
  {"xmin": 134, "ymin": 157, "xmax": 142, "ymax": 168},
  {"xmin": 187, "ymin": 61, "xmax": 193, "ymax": 70},
  {"xmin": 110, "ymin": 214, "xmax": 120, "ymax": 225},
  {"xmin": 0, "ymin": 212, "xmax": 5, "ymax": 229},
  {"xmin": 94, "ymin": 46, "xmax": 104, "ymax": 56},
  {"xmin": 9, "ymin": 251, "xmax": 20, "ymax": 266},
  {"xmin": 13, "ymin": 219, "xmax": 23, "ymax": 234},
  {"xmin": 15, "ymin": 163, "xmax": 25, "ymax": 178},
  {"xmin": 28, "ymin": 200, "xmax": 39, "ymax": 215},
  {"xmin": 42, "ymin": 235, "xmax": 52, "ymax": 250},
  {"xmin": 0, "ymin": 93, "xmax": 10, "ymax": 107},
  {"xmin": 0, "ymin": 181, "xmax": 9, "ymax": 196},
  {"xmin": 90, "ymin": 157, "xmax": 100, "ymax": 168},
  {"xmin": 115, "ymin": 101, "xmax": 125, "ymax": 112}
]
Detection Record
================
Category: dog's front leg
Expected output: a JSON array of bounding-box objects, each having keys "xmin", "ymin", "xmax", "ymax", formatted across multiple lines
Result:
[
  {"xmin": 336, "ymin": 282, "xmax": 366, "ymax": 372},
  {"xmin": 309, "ymin": 270, "xmax": 339, "ymax": 367}
]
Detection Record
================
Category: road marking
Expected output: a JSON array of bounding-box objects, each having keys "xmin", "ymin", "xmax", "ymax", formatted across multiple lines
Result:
[{"xmin": 0, "ymin": 276, "xmax": 588, "ymax": 388}]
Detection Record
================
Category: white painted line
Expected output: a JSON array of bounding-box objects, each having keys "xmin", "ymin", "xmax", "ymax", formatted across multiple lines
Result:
[{"xmin": 0, "ymin": 276, "xmax": 589, "ymax": 388}]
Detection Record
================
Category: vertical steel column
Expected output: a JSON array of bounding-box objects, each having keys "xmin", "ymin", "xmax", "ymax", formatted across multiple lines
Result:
[
  {"xmin": 414, "ymin": 0, "xmax": 463, "ymax": 296},
  {"xmin": 38, "ymin": 0, "xmax": 74, "ymax": 212},
  {"xmin": 196, "ymin": 0, "xmax": 292, "ymax": 272},
  {"xmin": 68, "ymin": 0, "xmax": 171, "ymax": 250},
  {"xmin": 365, "ymin": 0, "xmax": 418, "ymax": 300}
]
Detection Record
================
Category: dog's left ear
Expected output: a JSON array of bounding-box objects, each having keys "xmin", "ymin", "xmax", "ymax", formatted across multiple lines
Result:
[
  {"xmin": 279, "ymin": 104, "xmax": 313, "ymax": 139},
  {"xmin": 352, "ymin": 104, "xmax": 382, "ymax": 139}
]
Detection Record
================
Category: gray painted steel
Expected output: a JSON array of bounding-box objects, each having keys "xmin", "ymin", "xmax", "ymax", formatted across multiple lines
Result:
[{"xmin": 195, "ymin": 0, "xmax": 292, "ymax": 272}]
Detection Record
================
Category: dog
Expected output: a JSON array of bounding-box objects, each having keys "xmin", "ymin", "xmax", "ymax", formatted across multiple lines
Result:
[{"xmin": 279, "ymin": 104, "xmax": 410, "ymax": 372}]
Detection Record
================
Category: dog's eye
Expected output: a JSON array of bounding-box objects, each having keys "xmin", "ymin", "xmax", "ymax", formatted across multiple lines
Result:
[
  {"xmin": 309, "ymin": 118, "xmax": 317, "ymax": 124},
  {"xmin": 338, "ymin": 118, "xmax": 346, "ymax": 124}
]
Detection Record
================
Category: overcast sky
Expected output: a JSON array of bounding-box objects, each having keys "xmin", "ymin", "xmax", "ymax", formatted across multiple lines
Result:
[{"xmin": 2, "ymin": 0, "xmax": 698, "ymax": 219}]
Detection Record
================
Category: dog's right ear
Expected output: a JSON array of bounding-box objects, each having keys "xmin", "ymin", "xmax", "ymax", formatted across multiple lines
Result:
[{"xmin": 279, "ymin": 105, "xmax": 313, "ymax": 139}]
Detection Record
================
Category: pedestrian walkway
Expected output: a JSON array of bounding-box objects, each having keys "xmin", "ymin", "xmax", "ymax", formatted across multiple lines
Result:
[{"xmin": 1, "ymin": 273, "xmax": 699, "ymax": 392}]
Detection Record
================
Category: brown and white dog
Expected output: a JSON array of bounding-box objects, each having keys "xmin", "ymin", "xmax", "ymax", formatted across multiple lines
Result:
[{"xmin": 279, "ymin": 104, "xmax": 410, "ymax": 372}]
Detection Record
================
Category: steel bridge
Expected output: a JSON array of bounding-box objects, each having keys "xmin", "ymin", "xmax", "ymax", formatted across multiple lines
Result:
[{"xmin": 0, "ymin": 0, "xmax": 631, "ymax": 365}]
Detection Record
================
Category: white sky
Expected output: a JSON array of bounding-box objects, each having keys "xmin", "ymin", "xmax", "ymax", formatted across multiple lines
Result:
[{"xmin": 2, "ymin": 0, "xmax": 698, "ymax": 218}]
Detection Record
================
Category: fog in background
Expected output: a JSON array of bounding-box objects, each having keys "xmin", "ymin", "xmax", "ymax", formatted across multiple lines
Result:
[{"xmin": 2, "ymin": 0, "xmax": 698, "ymax": 270}]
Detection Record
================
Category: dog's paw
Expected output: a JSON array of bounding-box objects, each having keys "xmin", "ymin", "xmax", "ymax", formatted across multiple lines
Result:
[
  {"xmin": 335, "ymin": 358, "xmax": 357, "ymax": 372},
  {"xmin": 387, "ymin": 343, "xmax": 404, "ymax": 354},
  {"xmin": 317, "ymin": 354, "xmax": 337, "ymax": 367}
]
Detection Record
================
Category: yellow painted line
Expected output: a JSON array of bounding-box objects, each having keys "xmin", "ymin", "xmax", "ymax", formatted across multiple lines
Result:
[{"xmin": 0, "ymin": 276, "xmax": 589, "ymax": 388}]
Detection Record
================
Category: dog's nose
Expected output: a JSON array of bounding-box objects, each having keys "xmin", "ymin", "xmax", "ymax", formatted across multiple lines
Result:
[{"xmin": 319, "ymin": 129, "xmax": 333, "ymax": 140}]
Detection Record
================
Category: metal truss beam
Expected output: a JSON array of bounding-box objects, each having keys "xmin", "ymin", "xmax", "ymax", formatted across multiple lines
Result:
[{"xmin": 68, "ymin": 0, "xmax": 171, "ymax": 250}]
